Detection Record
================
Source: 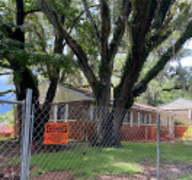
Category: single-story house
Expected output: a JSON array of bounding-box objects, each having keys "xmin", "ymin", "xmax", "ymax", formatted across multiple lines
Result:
[
  {"xmin": 159, "ymin": 97, "xmax": 192, "ymax": 139},
  {"xmin": 37, "ymin": 82, "xmax": 175, "ymax": 141},
  {"xmin": 159, "ymin": 97, "xmax": 192, "ymax": 125}
]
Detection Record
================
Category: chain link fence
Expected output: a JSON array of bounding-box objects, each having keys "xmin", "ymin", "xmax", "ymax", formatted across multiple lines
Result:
[
  {"xmin": 28, "ymin": 101, "xmax": 177, "ymax": 180},
  {"xmin": 1, "ymin": 90, "xmax": 192, "ymax": 180},
  {"xmin": 0, "ymin": 98, "xmax": 24, "ymax": 180}
]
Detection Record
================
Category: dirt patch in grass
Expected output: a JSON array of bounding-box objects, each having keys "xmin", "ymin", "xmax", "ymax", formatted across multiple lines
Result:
[
  {"xmin": 0, "ymin": 165, "xmax": 39, "ymax": 180},
  {"xmin": 29, "ymin": 161, "xmax": 192, "ymax": 180},
  {"xmin": 1, "ymin": 161, "xmax": 192, "ymax": 180},
  {"xmin": 30, "ymin": 171, "xmax": 77, "ymax": 180},
  {"xmin": 134, "ymin": 160, "xmax": 192, "ymax": 180},
  {"xmin": 0, "ymin": 164, "xmax": 20, "ymax": 180}
]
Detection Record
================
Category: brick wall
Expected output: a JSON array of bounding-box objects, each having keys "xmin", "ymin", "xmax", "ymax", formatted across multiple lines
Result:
[
  {"xmin": 173, "ymin": 110, "xmax": 192, "ymax": 125},
  {"xmin": 68, "ymin": 120, "xmax": 95, "ymax": 141},
  {"xmin": 120, "ymin": 123, "xmax": 169, "ymax": 141},
  {"xmin": 63, "ymin": 120, "xmax": 170, "ymax": 141},
  {"xmin": 174, "ymin": 126, "xmax": 192, "ymax": 139}
]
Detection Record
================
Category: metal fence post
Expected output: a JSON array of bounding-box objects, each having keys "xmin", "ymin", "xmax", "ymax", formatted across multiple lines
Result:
[
  {"xmin": 157, "ymin": 114, "xmax": 161, "ymax": 180},
  {"xmin": 21, "ymin": 89, "xmax": 32, "ymax": 180}
]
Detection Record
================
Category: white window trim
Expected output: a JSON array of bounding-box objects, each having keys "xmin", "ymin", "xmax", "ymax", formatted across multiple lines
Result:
[
  {"xmin": 90, "ymin": 105, "xmax": 94, "ymax": 120},
  {"xmin": 54, "ymin": 105, "xmax": 58, "ymax": 122},
  {"xmin": 138, "ymin": 112, "xmax": 140, "ymax": 127},
  {"xmin": 130, "ymin": 111, "xmax": 133, "ymax": 127},
  {"xmin": 189, "ymin": 109, "xmax": 192, "ymax": 119},
  {"xmin": 149, "ymin": 114, "xmax": 152, "ymax": 124},
  {"xmin": 64, "ymin": 104, "xmax": 69, "ymax": 122}
]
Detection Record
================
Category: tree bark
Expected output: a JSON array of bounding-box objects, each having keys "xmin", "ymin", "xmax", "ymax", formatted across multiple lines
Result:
[{"xmin": 33, "ymin": 33, "xmax": 63, "ymax": 142}]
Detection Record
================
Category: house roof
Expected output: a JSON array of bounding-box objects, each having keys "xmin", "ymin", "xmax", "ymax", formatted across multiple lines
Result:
[
  {"xmin": 158, "ymin": 97, "xmax": 192, "ymax": 110},
  {"xmin": 39, "ymin": 82, "xmax": 93, "ymax": 104},
  {"xmin": 39, "ymin": 82, "xmax": 171, "ymax": 114},
  {"xmin": 133, "ymin": 102, "xmax": 162, "ymax": 112}
]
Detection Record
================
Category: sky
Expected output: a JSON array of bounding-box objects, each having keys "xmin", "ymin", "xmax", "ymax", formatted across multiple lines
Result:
[
  {"xmin": 181, "ymin": 56, "xmax": 192, "ymax": 66},
  {"xmin": 0, "ymin": 75, "xmax": 15, "ymax": 113},
  {"xmin": 180, "ymin": 40, "xmax": 192, "ymax": 66},
  {"xmin": 0, "ymin": 75, "xmax": 14, "ymax": 98}
]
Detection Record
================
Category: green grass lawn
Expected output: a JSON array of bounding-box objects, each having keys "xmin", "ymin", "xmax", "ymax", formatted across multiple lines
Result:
[
  {"xmin": 0, "ymin": 137, "xmax": 11, "ymax": 141},
  {"xmin": 0, "ymin": 137, "xmax": 11, "ymax": 152},
  {"xmin": 178, "ymin": 175, "xmax": 192, "ymax": 180},
  {"xmin": 29, "ymin": 142, "xmax": 192, "ymax": 179}
]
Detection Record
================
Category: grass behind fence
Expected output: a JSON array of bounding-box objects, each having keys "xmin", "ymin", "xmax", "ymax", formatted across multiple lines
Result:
[{"xmin": 29, "ymin": 142, "xmax": 192, "ymax": 179}]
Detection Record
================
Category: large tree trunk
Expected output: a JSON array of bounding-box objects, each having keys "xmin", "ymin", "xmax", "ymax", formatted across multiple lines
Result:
[
  {"xmin": 92, "ymin": 38, "xmax": 147, "ymax": 147},
  {"xmin": 92, "ymin": 104, "xmax": 128, "ymax": 148},
  {"xmin": 13, "ymin": 65, "xmax": 60, "ymax": 143},
  {"xmin": 33, "ymin": 76, "xmax": 59, "ymax": 142},
  {"xmin": 10, "ymin": 0, "xmax": 40, "ymax": 141},
  {"xmin": 8, "ymin": 0, "xmax": 62, "ymax": 143},
  {"xmin": 92, "ymin": 83, "xmax": 127, "ymax": 147},
  {"xmin": 13, "ymin": 67, "xmax": 40, "ymax": 141},
  {"xmin": 33, "ymin": 34, "xmax": 62, "ymax": 142}
]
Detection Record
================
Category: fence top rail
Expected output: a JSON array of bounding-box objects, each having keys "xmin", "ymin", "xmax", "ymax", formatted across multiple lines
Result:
[{"xmin": 0, "ymin": 99, "xmax": 24, "ymax": 105}]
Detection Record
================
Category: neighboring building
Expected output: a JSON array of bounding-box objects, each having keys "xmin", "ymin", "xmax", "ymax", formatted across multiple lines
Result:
[
  {"xmin": 0, "ymin": 124, "xmax": 13, "ymax": 137},
  {"xmin": 37, "ymin": 82, "xmax": 175, "ymax": 141},
  {"xmin": 159, "ymin": 97, "xmax": 192, "ymax": 125}
]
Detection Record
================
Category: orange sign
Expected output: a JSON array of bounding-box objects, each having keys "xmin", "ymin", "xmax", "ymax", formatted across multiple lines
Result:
[{"xmin": 44, "ymin": 123, "xmax": 69, "ymax": 145}]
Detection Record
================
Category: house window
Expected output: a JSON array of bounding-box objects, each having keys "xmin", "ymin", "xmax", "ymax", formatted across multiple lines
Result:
[
  {"xmin": 140, "ymin": 113, "xmax": 145, "ymax": 124},
  {"xmin": 57, "ymin": 105, "xmax": 65, "ymax": 119},
  {"xmin": 147, "ymin": 114, "xmax": 151, "ymax": 124},
  {"xmin": 123, "ymin": 111, "xmax": 131, "ymax": 123},
  {"xmin": 57, "ymin": 104, "xmax": 69, "ymax": 120}
]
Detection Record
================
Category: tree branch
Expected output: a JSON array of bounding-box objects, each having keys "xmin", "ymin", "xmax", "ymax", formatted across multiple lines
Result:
[
  {"xmin": 141, "ymin": 1, "xmax": 158, "ymax": 38},
  {"xmin": 0, "ymin": 89, "xmax": 15, "ymax": 96},
  {"xmin": 82, "ymin": 0, "xmax": 100, "ymax": 43},
  {"xmin": 68, "ymin": 11, "xmax": 85, "ymax": 34},
  {"xmin": 148, "ymin": 11, "xmax": 178, "ymax": 50},
  {"xmin": 0, "ymin": 5, "xmax": 16, "ymax": 14},
  {"xmin": 100, "ymin": 0, "xmax": 110, "ymax": 62},
  {"xmin": 132, "ymin": 20, "xmax": 192, "ymax": 97},
  {"xmin": 68, "ymin": 4, "xmax": 100, "ymax": 34},
  {"xmin": 24, "ymin": 9, "xmax": 40, "ymax": 16},
  {"xmin": 42, "ymin": 32, "xmax": 62, "ymax": 108},
  {"xmin": 0, "ymin": 72, "xmax": 12, "ymax": 76},
  {"xmin": 152, "ymin": 0, "xmax": 175, "ymax": 31},
  {"xmin": 108, "ymin": 0, "xmax": 131, "ymax": 63},
  {"xmin": 38, "ymin": 0, "xmax": 98, "ymax": 91},
  {"xmin": 150, "ymin": 16, "xmax": 173, "ymax": 41},
  {"xmin": 162, "ymin": 85, "xmax": 181, "ymax": 91},
  {"xmin": 0, "ymin": 61, "xmax": 11, "ymax": 69}
]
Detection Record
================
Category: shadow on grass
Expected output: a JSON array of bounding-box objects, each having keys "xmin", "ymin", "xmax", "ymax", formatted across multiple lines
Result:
[
  {"xmin": 30, "ymin": 142, "xmax": 158, "ymax": 179},
  {"xmin": 4, "ymin": 141, "xmax": 191, "ymax": 179}
]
